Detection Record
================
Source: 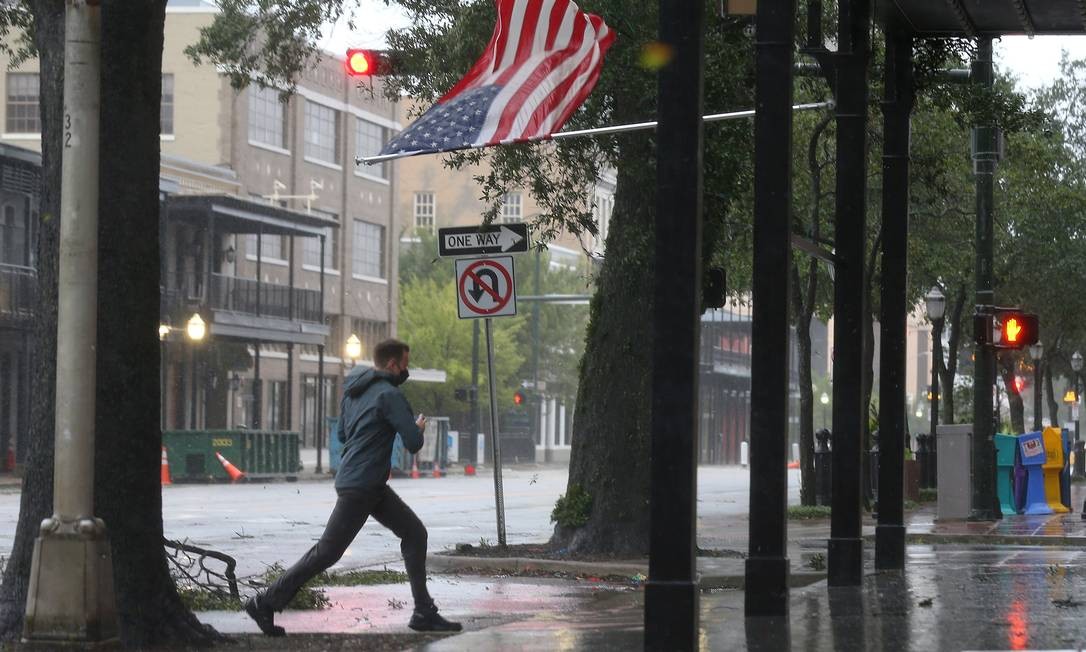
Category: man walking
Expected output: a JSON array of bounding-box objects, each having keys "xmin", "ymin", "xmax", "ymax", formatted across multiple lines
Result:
[{"xmin": 245, "ymin": 338, "xmax": 461, "ymax": 636}]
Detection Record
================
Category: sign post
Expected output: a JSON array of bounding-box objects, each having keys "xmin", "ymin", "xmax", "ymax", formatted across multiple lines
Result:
[{"xmin": 452, "ymin": 251, "xmax": 522, "ymax": 547}]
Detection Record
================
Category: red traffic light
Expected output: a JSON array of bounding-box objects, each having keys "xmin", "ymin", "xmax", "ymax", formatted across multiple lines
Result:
[
  {"xmin": 513, "ymin": 390, "xmax": 525, "ymax": 405},
  {"xmin": 345, "ymin": 49, "xmax": 392, "ymax": 77}
]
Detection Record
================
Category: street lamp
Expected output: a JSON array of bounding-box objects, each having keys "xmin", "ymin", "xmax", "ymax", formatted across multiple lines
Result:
[
  {"xmin": 924, "ymin": 286, "xmax": 946, "ymax": 439},
  {"xmin": 1029, "ymin": 341, "xmax": 1044, "ymax": 430},
  {"xmin": 185, "ymin": 313, "xmax": 206, "ymax": 429},
  {"xmin": 820, "ymin": 391, "xmax": 829, "ymax": 429},
  {"xmin": 345, "ymin": 334, "xmax": 362, "ymax": 363}
]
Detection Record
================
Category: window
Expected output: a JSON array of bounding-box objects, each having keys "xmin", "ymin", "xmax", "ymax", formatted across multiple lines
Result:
[
  {"xmin": 349, "ymin": 319, "xmax": 389, "ymax": 355},
  {"xmin": 268, "ymin": 380, "xmax": 288, "ymax": 431},
  {"xmin": 161, "ymin": 74, "xmax": 174, "ymax": 135},
  {"xmin": 499, "ymin": 192, "xmax": 522, "ymax": 223},
  {"xmin": 352, "ymin": 220, "xmax": 385, "ymax": 279},
  {"xmin": 305, "ymin": 101, "xmax": 340, "ymax": 164},
  {"xmin": 249, "ymin": 85, "xmax": 288, "ymax": 149},
  {"xmin": 303, "ymin": 211, "xmax": 339, "ymax": 270},
  {"xmin": 6, "ymin": 73, "xmax": 39, "ymax": 134},
  {"xmin": 355, "ymin": 118, "xmax": 388, "ymax": 179},
  {"xmin": 413, "ymin": 192, "xmax": 435, "ymax": 233},
  {"xmin": 0, "ymin": 203, "xmax": 28, "ymax": 266},
  {"xmin": 245, "ymin": 233, "xmax": 284, "ymax": 260}
]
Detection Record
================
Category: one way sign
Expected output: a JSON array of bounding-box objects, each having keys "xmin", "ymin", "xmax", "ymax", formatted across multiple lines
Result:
[{"xmin": 439, "ymin": 223, "xmax": 530, "ymax": 257}]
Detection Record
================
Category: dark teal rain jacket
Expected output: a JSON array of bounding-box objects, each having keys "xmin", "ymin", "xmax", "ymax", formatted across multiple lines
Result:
[{"xmin": 335, "ymin": 366, "xmax": 424, "ymax": 491}]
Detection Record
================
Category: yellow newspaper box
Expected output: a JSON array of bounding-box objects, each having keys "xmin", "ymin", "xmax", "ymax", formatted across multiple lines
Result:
[{"xmin": 1043, "ymin": 427, "xmax": 1070, "ymax": 513}]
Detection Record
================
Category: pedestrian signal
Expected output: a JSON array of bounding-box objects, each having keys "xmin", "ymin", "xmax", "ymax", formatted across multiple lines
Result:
[{"xmin": 976, "ymin": 309, "xmax": 1039, "ymax": 349}]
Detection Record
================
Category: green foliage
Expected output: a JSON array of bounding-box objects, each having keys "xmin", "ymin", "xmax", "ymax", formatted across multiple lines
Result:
[
  {"xmin": 316, "ymin": 568, "xmax": 408, "ymax": 586},
  {"xmin": 551, "ymin": 484, "xmax": 592, "ymax": 528},
  {"xmin": 919, "ymin": 488, "xmax": 938, "ymax": 503},
  {"xmin": 256, "ymin": 563, "xmax": 331, "ymax": 610},
  {"xmin": 787, "ymin": 505, "xmax": 831, "ymax": 520},
  {"xmin": 185, "ymin": 0, "xmax": 361, "ymax": 92},
  {"xmin": 0, "ymin": 1, "xmax": 35, "ymax": 69},
  {"xmin": 176, "ymin": 586, "xmax": 244, "ymax": 612}
]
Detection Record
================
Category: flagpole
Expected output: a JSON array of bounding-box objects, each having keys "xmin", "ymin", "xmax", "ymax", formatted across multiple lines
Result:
[{"xmin": 356, "ymin": 100, "xmax": 834, "ymax": 166}]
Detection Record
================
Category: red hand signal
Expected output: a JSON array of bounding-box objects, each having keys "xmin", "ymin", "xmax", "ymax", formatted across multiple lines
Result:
[{"xmin": 1005, "ymin": 318, "xmax": 1022, "ymax": 343}]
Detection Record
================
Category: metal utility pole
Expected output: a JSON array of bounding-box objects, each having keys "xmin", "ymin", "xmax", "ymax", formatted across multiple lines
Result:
[
  {"xmin": 483, "ymin": 318, "xmax": 506, "ymax": 545},
  {"xmin": 828, "ymin": 0, "xmax": 872, "ymax": 586},
  {"xmin": 471, "ymin": 319, "xmax": 480, "ymax": 462},
  {"xmin": 744, "ymin": 0, "xmax": 796, "ymax": 619},
  {"xmin": 875, "ymin": 23, "xmax": 914, "ymax": 572},
  {"xmin": 970, "ymin": 36, "xmax": 999, "ymax": 521},
  {"xmin": 23, "ymin": 0, "xmax": 119, "ymax": 642},
  {"xmin": 644, "ymin": 0, "xmax": 704, "ymax": 646}
]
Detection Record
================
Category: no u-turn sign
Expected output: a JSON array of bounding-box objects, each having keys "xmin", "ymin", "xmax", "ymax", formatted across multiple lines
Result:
[{"xmin": 455, "ymin": 256, "xmax": 517, "ymax": 319}]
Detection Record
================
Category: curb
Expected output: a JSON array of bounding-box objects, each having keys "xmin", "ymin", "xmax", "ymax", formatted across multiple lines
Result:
[
  {"xmin": 900, "ymin": 532, "xmax": 1086, "ymax": 547},
  {"xmin": 428, "ymin": 555, "xmax": 826, "ymax": 589}
]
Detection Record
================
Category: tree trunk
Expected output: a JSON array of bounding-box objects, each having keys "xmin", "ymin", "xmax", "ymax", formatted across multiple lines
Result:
[
  {"xmin": 94, "ymin": 2, "xmax": 221, "ymax": 645},
  {"xmin": 1, "ymin": 3, "xmax": 220, "ymax": 645},
  {"xmin": 1045, "ymin": 355, "xmax": 1061, "ymax": 427},
  {"xmin": 551, "ymin": 134, "xmax": 654, "ymax": 555},
  {"xmin": 792, "ymin": 285, "xmax": 815, "ymax": 506},
  {"xmin": 937, "ymin": 283, "xmax": 967, "ymax": 424},
  {"xmin": 0, "ymin": 1, "xmax": 63, "ymax": 639},
  {"xmin": 997, "ymin": 353, "xmax": 1025, "ymax": 434}
]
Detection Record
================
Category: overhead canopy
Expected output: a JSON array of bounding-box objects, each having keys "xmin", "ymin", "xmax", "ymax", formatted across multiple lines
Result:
[
  {"xmin": 165, "ymin": 194, "xmax": 339, "ymax": 238},
  {"xmin": 881, "ymin": 0, "xmax": 1086, "ymax": 37}
]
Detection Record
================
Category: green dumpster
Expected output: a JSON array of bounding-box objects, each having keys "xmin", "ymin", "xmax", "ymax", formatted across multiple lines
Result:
[
  {"xmin": 994, "ymin": 433, "xmax": 1017, "ymax": 515},
  {"xmin": 163, "ymin": 430, "xmax": 301, "ymax": 482}
]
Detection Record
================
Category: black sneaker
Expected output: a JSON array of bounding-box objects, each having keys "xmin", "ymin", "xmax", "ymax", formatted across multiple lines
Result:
[
  {"xmin": 245, "ymin": 594, "xmax": 286, "ymax": 637},
  {"xmin": 408, "ymin": 607, "xmax": 462, "ymax": 632}
]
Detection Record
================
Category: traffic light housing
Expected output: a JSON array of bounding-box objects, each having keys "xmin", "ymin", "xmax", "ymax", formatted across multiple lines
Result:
[
  {"xmin": 513, "ymin": 390, "xmax": 526, "ymax": 406},
  {"xmin": 974, "ymin": 309, "xmax": 1039, "ymax": 350},
  {"xmin": 345, "ymin": 49, "xmax": 393, "ymax": 77}
]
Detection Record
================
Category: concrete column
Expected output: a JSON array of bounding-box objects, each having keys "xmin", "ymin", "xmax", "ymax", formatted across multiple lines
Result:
[
  {"xmin": 546, "ymin": 398, "xmax": 557, "ymax": 451},
  {"xmin": 558, "ymin": 404, "xmax": 566, "ymax": 447},
  {"xmin": 24, "ymin": 1, "xmax": 118, "ymax": 643}
]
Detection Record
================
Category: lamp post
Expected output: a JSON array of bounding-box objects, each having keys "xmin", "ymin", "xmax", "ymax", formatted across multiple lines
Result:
[
  {"xmin": 186, "ymin": 313, "xmax": 206, "ymax": 429},
  {"xmin": 820, "ymin": 391, "xmax": 829, "ymax": 429},
  {"xmin": 1072, "ymin": 351, "xmax": 1083, "ymax": 441},
  {"xmin": 345, "ymin": 334, "xmax": 362, "ymax": 366},
  {"xmin": 924, "ymin": 286, "xmax": 946, "ymax": 439},
  {"xmin": 159, "ymin": 324, "xmax": 170, "ymax": 430},
  {"xmin": 1029, "ymin": 342, "xmax": 1044, "ymax": 431}
]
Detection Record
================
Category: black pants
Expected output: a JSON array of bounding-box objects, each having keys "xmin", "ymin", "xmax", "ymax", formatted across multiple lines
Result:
[{"xmin": 262, "ymin": 485, "xmax": 433, "ymax": 612}]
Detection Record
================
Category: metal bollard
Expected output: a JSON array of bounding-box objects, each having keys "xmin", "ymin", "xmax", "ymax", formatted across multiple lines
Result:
[
  {"xmin": 929, "ymin": 433, "xmax": 938, "ymax": 489},
  {"xmin": 814, "ymin": 428, "xmax": 832, "ymax": 506},
  {"xmin": 915, "ymin": 434, "xmax": 930, "ymax": 489}
]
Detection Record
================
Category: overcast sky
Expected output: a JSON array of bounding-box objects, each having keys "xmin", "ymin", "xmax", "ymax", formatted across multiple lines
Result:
[{"xmin": 319, "ymin": 3, "xmax": 1086, "ymax": 96}]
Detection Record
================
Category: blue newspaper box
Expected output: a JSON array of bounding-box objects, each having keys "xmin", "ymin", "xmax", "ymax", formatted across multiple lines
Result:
[{"xmin": 1019, "ymin": 431, "xmax": 1051, "ymax": 515}]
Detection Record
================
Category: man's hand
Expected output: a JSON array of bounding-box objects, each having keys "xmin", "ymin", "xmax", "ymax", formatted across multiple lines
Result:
[{"xmin": 416, "ymin": 414, "xmax": 427, "ymax": 432}]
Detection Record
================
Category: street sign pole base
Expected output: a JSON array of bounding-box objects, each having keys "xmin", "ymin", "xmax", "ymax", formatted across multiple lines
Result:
[{"xmin": 23, "ymin": 519, "xmax": 119, "ymax": 645}]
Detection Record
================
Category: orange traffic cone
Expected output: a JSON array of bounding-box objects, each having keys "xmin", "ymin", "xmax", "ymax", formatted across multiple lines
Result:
[
  {"xmin": 787, "ymin": 460, "xmax": 800, "ymax": 469},
  {"xmin": 161, "ymin": 446, "xmax": 172, "ymax": 486},
  {"xmin": 410, "ymin": 456, "xmax": 420, "ymax": 479},
  {"xmin": 432, "ymin": 461, "xmax": 443, "ymax": 478},
  {"xmin": 215, "ymin": 451, "xmax": 246, "ymax": 482},
  {"xmin": 464, "ymin": 464, "xmax": 476, "ymax": 476}
]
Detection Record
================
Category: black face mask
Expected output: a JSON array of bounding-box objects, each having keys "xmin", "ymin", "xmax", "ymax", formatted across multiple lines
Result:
[{"xmin": 392, "ymin": 368, "xmax": 410, "ymax": 386}]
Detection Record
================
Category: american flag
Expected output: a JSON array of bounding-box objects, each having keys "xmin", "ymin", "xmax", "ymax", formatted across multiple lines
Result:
[{"xmin": 379, "ymin": 0, "xmax": 614, "ymax": 159}]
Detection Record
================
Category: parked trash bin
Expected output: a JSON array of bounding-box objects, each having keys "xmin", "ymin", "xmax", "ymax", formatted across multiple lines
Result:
[
  {"xmin": 994, "ymin": 433, "xmax": 1018, "ymax": 515},
  {"xmin": 936, "ymin": 424, "xmax": 971, "ymax": 520}
]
